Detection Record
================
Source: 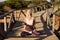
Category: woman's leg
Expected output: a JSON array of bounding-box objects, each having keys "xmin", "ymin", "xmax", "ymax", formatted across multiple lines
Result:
[
  {"xmin": 23, "ymin": 25, "xmax": 32, "ymax": 34},
  {"xmin": 32, "ymin": 19, "xmax": 40, "ymax": 35}
]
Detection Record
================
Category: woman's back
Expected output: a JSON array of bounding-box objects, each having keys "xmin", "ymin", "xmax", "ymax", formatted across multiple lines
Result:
[{"xmin": 25, "ymin": 9, "xmax": 34, "ymax": 25}]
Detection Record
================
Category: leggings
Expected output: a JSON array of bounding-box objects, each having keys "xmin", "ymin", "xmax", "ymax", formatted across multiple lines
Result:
[{"xmin": 25, "ymin": 23, "xmax": 36, "ymax": 31}]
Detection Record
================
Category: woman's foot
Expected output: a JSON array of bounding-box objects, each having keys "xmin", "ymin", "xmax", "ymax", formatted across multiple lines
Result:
[
  {"xmin": 23, "ymin": 29, "xmax": 32, "ymax": 34},
  {"xmin": 31, "ymin": 33, "xmax": 37, "ymax": 37},
  {"xmin": 22, "ymin": 27, "xmax": 32, "ymax": 34},
  {"xmin": 33, "ymin": 30, "xmax": 40, "ymax": 35}
]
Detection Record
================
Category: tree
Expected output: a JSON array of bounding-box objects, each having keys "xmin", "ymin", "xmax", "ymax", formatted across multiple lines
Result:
[
  {"xmin": 0, "ymin": 2, "xmax": 5, "ymax": 10},
  {"xmin": 3, "ymin": 5, "xmax": 12, "ymax": 12},
  {"xmin": 6, "ymin": 0, "xmax": 22, "ymax": 9}
]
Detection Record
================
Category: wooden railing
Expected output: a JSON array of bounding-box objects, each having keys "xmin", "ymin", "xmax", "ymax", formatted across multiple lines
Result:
[
  {"xmin": 0, "ymin": 10, "xmax": 15, "ymax": 32},
  {"xmin": 46, "ymin": 7, "xmax": 60, "ymax": 32},
  {"xmin": 0, "ymin": 7, "xmax": 58, "ymax": 32}
]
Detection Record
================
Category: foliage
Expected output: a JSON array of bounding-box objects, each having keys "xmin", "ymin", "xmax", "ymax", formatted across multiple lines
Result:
[
  {"xmin": 3, "ymin": 5, "xmax": 11, "ymax": 12},
  {"xmin": 0, "ymin": 0, "xmax": 51, "ymax": 9},
  {"xmin": 6, "ymin": 0, "xmax": 22, "ymax": 9},
  {"xmin": 0, "ymin": 2, "xmax": 5, "ymax": 10}
]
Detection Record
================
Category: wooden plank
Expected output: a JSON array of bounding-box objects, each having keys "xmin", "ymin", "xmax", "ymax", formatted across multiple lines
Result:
[
  {"xmin": 5, "ymin": 38, "xmax": 38, "ymax": 40},
  {"xmin": 43, "ymin": 35, "xmax": 59, "ymax": 40},
  {"xmin": 4, "ymin": 31, "xmax": 59, "ymax": 40}
]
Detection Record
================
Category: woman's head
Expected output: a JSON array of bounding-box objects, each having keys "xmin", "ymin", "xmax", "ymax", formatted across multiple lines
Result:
[{"xmin": 22, "ymin": 9, "xmax": 27, "ymax": 14}]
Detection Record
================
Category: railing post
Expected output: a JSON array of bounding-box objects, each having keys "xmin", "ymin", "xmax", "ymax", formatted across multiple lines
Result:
[
  {"xmin": 46, "ymin": 9, "xmax": 49, "ymax": 26},
  {"xmin": 46, "ymin": 9, "xmax": 52, "ymax": 27},
  {"xmin": 19, "ymin": 10, "xmax": 21, "ymax": 21},
  {"xmin": 4, "ymin": 16, "xmax": 7, "ymax": 32},
  {"xmin": 11, "ymin": 11, "xmax": 16, "ymax": 23},
  {"xmin": 14, "ymin": 10, "xmax": 17, "ymax": 20},
  {"xmin": 52, "ymin": 14, "xmax": 55, "ymax": 32},
  {"xmin": 32, "ymin": 8, "xmax": 34, "ymax": 13},
  {"xmin": 35, "ymin": 7, "xmax": 37, "ymax": 12},
  {"xmin": 8, "ymin": 13, "xmax": 12, "ymax": 29}
]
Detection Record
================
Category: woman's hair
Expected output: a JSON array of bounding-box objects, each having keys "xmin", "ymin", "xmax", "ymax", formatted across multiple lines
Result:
[
  {"xmin": 27, "ymin": 9, "xmax": 32, "ymax": 17},
  {"xmin": 21, "ymin": 9, "xmax": 33, "ymax": 17}
]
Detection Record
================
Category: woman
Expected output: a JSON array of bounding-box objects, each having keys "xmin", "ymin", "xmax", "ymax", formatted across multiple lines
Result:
[{"xmin": 21, "ymin": 9, "xmax": 40, "ymax": 36}]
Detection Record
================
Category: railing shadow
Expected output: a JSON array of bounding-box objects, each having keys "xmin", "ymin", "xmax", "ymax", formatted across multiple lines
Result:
[
  {"xmin": 36, "ymin": 12, "xmax": 52, "ymax": 40},
  {"xmin": 6, "ymin": 21, "xmax": 23, "ymax": 38}
]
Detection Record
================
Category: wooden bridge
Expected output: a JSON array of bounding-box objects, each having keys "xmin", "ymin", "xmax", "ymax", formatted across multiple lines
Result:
[{"xmin": 0, "ymin": 7, "xmax": 59, "ymax": 40}]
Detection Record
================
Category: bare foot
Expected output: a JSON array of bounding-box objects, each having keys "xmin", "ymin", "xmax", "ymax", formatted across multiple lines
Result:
[
  {"xmin": 33, "ymin": 30, "xmax": 40, "ymax": 35},
  {"xmin": 31, "ymin": 33, "xmax": 37, "ymax": 37},
  {"xmin": 23, "ymin": 30, "xmax": 32, "ymax": 34}
]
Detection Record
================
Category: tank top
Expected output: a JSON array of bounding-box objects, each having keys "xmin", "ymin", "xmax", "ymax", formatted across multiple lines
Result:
[{"xmin": 25, "ymin": 17, "xmax": 34, "ymax": 25}]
